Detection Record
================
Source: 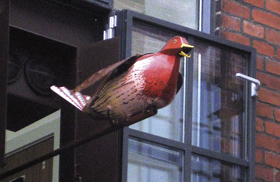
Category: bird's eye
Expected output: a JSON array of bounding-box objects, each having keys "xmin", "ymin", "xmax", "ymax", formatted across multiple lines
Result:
[{"xmin": 173, "ymin": 39, "xmax": 177, "ymax": 43}]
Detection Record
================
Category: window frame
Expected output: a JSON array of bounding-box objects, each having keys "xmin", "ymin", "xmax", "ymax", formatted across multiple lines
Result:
[
  {"xmin": 0, "ymin": 0, "xmax": 9, "ymax": 167},
  {"xmin": 116, "ymin": 9, "xmax": 256, "ymax": 182}
]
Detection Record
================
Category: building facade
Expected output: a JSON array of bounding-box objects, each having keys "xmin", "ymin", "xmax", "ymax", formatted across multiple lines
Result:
[{"xmin": 0, "ymin": 0, "xmax": 279, "ymax": 182}]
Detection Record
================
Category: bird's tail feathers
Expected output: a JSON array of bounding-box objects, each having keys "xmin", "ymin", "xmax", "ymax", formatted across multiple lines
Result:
[{"xmin": 50, "ymin": 85, "xmax": 90, "ymax": 111}]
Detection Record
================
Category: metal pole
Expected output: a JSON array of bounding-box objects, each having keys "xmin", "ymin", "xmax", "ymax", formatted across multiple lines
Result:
[{"xmin": 0, "ymin": 124, "xmax": 120, "ymax": 180}]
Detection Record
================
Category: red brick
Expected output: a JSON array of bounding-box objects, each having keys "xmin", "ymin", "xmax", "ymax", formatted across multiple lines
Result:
[
  {"xmin": 275, "ymin": 108, "xmax": 280, "ymax": 122},
  {"xmin": 255, "ymin": 165, "xmax": 274, "ymax": 181},
  {"xmin": 276, "ymin": 48, "xmax": 280, "ymax": 60},
  {"xmin": 222, "ymin": 0, "xmax": 251, "ymax": 19},
  {"xmin": 257, "ymin": 56, "xmax": 264, "ymax": 70},
  {"xmin": 252, "ymin": 9, "xmax": 280, "ymax": 30},
  {"xmin": 221, "ymin": 31, "xmax": 250, "ymax": 45},
  {"xmin": 265, "ymin": 151, "xmax": 280, "ymax": 169},
  {"xmin": 221, "ymin": 14, "xmax": 241, "ymax": 31},
  {"xmin": 244, "ymin": 0, "xmax": 264, "ymax": 8},
  {"xmin": 257, "ymin": 72, "xmax": 280, "ymax": 90},
  {"xmin": 258, "ymin": 88, "xmax": 280, "ymax": 106},
  {"xmin": 256, "ymin": 101, "xmax": 274, "ymax": 118},
  {"xmin": 256, "ymin": 118, "xmax": 264, "ymax": 132},
  {"xmin": 277, "ymin": 171, "xmax": 280, "ymax": 182},
  {"xmin": 266, "ymin": 0, "xmax": 280, "ymax": 15},
  {"xmin": 266, "ymin": 59, "xmax": 280, "ymax": 76},
  {"xmin": 277, "ymin": 48, "xmax": 280, "ymax": 60},
  {"xmin": 256, "ymin": 133, "xmax": 280, "ymax": 152},
  {"xmin": 265, "ymin": 121, "xmax": 280, "ymax": 138},
  {"xmin": 243, "ymin": 21, "xmax": 264, "ymax": 38},
  {"xmin": 253, "ymin": 40, "xmax": 274, "ymax": 56},
  {"xmin": 266, "ymin": 28, "xmax": 280, "ymax": 45},
  {"xmin": 256, "ymin": 148, "xmax": 263, "ymax": 163}
]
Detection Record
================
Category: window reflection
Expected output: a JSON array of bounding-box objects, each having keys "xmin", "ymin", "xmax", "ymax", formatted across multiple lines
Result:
[
  {"xmin": 114, "ymin": 0, "xmax": 198, "ymax": 29},
  {"xmin": 191, "ymin": 155, "xmax": 244, "ymax": 182},
  {"xmin": 128, "ymin": 139, "xmax": 183, "ymax": 182},
  {"xmin": 129, "ymin": 22, "xmax": 185, "ymax": 142},
  {"xmin": 192, "ymin": 40, "xmax": 246, "ymax": 158}
]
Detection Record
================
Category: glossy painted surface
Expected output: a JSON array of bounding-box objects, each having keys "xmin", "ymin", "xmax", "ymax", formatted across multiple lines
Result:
[
  {"xmin": 91, "ymin": 36, "xmax": 191, "ymax": 120},
  {"xmin": 51, "ymin": 36, "xmax": 193, "ymax": 124}
]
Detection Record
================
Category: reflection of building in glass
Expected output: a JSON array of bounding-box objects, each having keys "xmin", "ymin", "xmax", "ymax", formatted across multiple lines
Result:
[
  {"xmin": 114, "ymin": 0, "xmax": 198, "ymax": 29},
  {"xmin": 192, "ymin": 41, "xmax": 245, "ymax": 158}
]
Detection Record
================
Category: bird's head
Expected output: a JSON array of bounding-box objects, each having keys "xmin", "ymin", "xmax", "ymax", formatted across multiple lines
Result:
[{"xmin": 159, "ymin": 36, "xmax": 194, "ymax": 58}]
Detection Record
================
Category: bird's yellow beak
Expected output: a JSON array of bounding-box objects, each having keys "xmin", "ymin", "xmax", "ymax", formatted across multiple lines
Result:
[{"xmin": 179, "ymin": 43, "xmax": 194, "ymax": 58}]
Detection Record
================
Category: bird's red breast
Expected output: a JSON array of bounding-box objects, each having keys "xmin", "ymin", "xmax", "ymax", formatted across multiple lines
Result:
[
  {"xmin": 140, "ymin": 36, "xmax": 191, "ymax": 107},
  {"xmin": 140, "ymin": 53, "xmax": 181, "ymax": 107}
]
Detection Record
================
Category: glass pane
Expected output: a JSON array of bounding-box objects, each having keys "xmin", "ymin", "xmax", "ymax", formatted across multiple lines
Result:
[
  {"xmin": 192, "ymin": 40, "xmax": 246, "ymax": 158},
  {"xmin": 4, "ymin": 111, "xmax": 61, "ymax": 181},
  {"xmin": 191, "ymin": 155, "xmax": 245, "ymax": 182},
  {"xmin": 114, "ymin": 0, "xmax": 198, "ymax": 29},
  {"xmin": 128, "ymin": 138, "xmax": 183, "ymax": 182},
  {"xmin": 2, "ymin": 138, "xmax": 58, "ymax": 182},
  {"xmin": 129, "ymin": 22, "xmax": 185, "ymax": 142}
]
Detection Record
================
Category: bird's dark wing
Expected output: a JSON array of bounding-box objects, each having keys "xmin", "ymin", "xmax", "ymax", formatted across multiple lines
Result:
[
  {"xmin": 50, "ymin": 53, "xmax": 151, "ymax": 115},
  {"xmin": 176, "ymin": 72, "xmax": 183, "ymax": 94},
  {"xmin": 74, "ymin": 54, "xmax": 142, "ymax": 92}
]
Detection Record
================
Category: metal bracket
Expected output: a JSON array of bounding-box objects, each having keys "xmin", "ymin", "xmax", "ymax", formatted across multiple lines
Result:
[
  {"xmin": 236, "ymin": 73, "xmax": 261, "ymax": 97},
  {"xmin": 103, "ymin": 15, "xmax": 117, "ymax": 40}
]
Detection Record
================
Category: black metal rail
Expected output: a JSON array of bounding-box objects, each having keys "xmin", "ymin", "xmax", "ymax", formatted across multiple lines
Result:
[{"xmin": 0, "ymin": 124, "xmax": 120, "ymax": 180}]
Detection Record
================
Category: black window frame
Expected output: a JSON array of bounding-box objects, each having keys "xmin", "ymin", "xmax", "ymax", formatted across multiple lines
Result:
[
  {"xmin": 0, "ymin": 0, "xmax": 9, "ymax": 168},
  {"xmin": 116, "ymin": 9, "xmax": 256, "ymax": 182}
]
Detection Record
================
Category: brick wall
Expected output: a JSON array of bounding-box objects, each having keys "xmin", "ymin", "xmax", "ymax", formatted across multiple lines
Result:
[{"xmin": 216, "ymin": 0, "xmax": 280, "ymax": 181}]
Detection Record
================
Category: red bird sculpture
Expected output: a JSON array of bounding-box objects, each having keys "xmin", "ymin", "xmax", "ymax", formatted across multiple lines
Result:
[{"xmin": 51, "ymin": 36, "xmax": 193, "ymax": 126}]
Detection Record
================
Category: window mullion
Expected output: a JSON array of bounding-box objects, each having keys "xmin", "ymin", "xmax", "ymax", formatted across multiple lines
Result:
[
  {"xmin": 128, "ymin": 129, "xmax": 185, "ymax": 151},
  {"xmin": 184, "ymin": 36, "xmax": 195, "ymax": 182},
  {"xmin": 247, "ymin": 50, "xmax": 257, "ymax": 182},
  {"xmin": 192, "ymin": 146, "xmax": 249, "ymax": 167}
]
